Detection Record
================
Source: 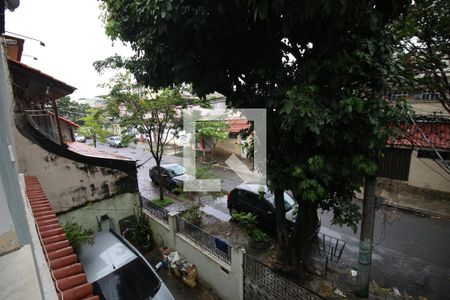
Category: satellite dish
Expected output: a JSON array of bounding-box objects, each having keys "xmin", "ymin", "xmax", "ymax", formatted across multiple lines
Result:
[{"xmin": 6, "ymin": 0, "xmax": 20, "ymax": 11}]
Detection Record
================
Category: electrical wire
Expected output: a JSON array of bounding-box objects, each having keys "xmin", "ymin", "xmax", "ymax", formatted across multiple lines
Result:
[{"xmin": 399, "ymin": 102, "xmax": 450, "ymax": 175}]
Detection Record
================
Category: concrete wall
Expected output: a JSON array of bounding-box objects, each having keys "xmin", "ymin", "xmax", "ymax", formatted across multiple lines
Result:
[
  {"xmin": 408, "ymin": 150, "xmax": 450, "ymax": 193},
  {"xmin": 57, "ymin": 193, "xmax": 139, "ymax": 232},
  {"xmin": 0, "ymin": 44, "xmax": 31, "ymax": 250},
  {"xmin": 13, "ymin": 129, "xmax": 136, "ymax": 213},
  {"xmin": 145, "ymin": 212, "xmax": 244, "ymax": 300}
]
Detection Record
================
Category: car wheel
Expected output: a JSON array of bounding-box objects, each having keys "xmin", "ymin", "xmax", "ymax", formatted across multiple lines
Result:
[{"xmin": 151, "ymin": 176, "xmax": 158, "ymax": 185}]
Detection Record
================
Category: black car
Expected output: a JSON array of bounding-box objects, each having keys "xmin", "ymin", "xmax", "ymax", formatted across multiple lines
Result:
[
  {"xmin": 149, "ymin": 163, "xmax": 192, "ymax": 191},
  {"xmin": 228, "ymin": 183, "xmax": 310, "ymax": 232}
]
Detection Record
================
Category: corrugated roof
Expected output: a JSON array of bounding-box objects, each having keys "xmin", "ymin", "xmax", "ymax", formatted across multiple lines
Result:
[
  {"xmin": 24, "ymin": 176, "xmax": 99, "ymax": 300},
  {"xmin": 66, "ymin": 142, "xmax": 134, "ymax": 161},
  {"xmin": 388, "ymin": 122, "xmax": 450, "ymax": 150}
]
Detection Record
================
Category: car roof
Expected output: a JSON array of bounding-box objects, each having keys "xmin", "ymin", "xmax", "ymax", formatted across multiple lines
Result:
[
  {"xmin": 160, "ymin": 163, "xmax": 183, "ymax": 169},
  {"xmin": 235, "ymin": 183, "xmax": 270, "ymax": 194},
  {"xmin": 79, "ymin": 230, "xmax": 137, "ymax": 283}
]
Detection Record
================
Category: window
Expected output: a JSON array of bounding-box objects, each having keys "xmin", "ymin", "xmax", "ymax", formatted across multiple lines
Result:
[
  {"xmin": 388, "ymin": 91, "xmax": 408, "ymax": 100},
  {"xmin": 421, "ymin": 92, "xmax": 440, "ymax": 101}
]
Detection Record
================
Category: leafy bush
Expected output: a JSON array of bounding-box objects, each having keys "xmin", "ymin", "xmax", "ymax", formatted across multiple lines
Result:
[
  {"xmin": 62, "ymin": 221, "xmax": 95, "ymax": 253},
  {"xmin": 130, "ymin": 211, "xmax": 154, "ymax": 246},
  {"xmin": 231, "ymin": 211, "xmax": 268, "ymax": 243},
  {"xmin": 120, "ymin": 134, "xmax": 136, "ymax": 147},
  {"xmin": 182, "ymin": 204, "xmax": 204, "ymax": 225}
]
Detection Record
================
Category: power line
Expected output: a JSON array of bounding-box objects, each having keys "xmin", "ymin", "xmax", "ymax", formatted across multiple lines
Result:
[{"xmin": 400, "ymin": 102, "xmax": 450, "ymax": 174}]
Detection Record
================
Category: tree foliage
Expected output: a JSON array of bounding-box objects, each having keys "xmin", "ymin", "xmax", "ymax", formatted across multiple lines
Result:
[
  {"xmin": 103, "ymin": 72, "xmax": 184, "ymax": 200},
  {"xmin": 78, "ymin": 108, "xmax": 110, "ymax": 147},
  {"xmin": 45, "ymin": 96, "xmax": 90, "ymax": 125},
  {"xmin": 196, "ymin": 120, "xmax": 229, "ymax": 149},
  {"xmin": 98, "ymin": 0, "xmax": 410, "ymax": 270},
  {"xmin": 393, "ymin": 0, "xmax": 450, "ymax": 112}
]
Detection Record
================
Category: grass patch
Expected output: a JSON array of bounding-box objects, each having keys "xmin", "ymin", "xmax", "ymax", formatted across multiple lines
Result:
[{"xmin": 151, "ymin": 197, "xmax": 174, "ymax": 207}]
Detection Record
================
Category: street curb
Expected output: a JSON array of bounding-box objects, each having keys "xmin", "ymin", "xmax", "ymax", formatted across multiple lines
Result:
[{"xmin": 354, "ymin": 197, "xmax": 450, "ymax": 221}]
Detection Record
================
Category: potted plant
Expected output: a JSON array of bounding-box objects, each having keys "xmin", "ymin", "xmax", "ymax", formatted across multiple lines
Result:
[
  {"xmin": 231, "ymin": 211, "xmax": 270, "ymax": 250},
  {"xmin": 248, "ymin": 228, "xmax": 270, "ymax": 250},
  {"xmin": 130, "ymin": 211, "xmax": 154, "ymax": 251},
  {"xmin": 182, "ymin": 204, "xmax": 204, "ymax": 226},
  {"xmin": 62, "ymin": 220, "xmax": 95, "ymax": 254}
]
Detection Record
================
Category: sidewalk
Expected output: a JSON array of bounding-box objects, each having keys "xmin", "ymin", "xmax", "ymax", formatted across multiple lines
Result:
[{"xmin": 357, "ymin": 178, "xmax": 450, "ymax": 219}]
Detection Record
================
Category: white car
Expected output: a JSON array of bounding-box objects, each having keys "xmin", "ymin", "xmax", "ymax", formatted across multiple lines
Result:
[
  {"xmin": 75, "ymin": 135, "xmax": 86, "ymax": 143},
  {"xmin": 79, "ymin": 230, "xmax": 175, "ymax": 300},
  {"xmin": 108, "ymin": 136, "xmax": 122, "ymax": 147}
]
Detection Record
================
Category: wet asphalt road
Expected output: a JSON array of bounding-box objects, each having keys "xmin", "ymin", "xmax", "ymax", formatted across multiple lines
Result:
[{"xmin": 93, "ymin": 141, "xmax": 450, "ymax": 299}]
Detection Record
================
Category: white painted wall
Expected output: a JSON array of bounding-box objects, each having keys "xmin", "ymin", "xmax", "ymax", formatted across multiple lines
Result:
[
  {"xmin": 408, "ymin": 150, "xmax": 450, "ymax": 193},
  {"xmin": 145, "ymin": 211, "xmax": 244, "ymax": 300}
]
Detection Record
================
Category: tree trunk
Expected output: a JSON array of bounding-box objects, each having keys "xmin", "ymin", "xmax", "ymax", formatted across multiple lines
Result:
[
  {"xmin": 291, "ymin": 195, "xmax": 319, "ymax": 271},
  {"xmin": 93, "ymin": 133, "xmax": 97, "ymax": 148},
  {"xmin": 156, "ymin": 161, "xmax": 164, "ymax": 201},
  {"xmin": 291, "ymin": 192, "xmax": 319, "ymax": 271},
  {"xmin": 273, "ymin": 189, "xmax": 296, "ymax": 273}
]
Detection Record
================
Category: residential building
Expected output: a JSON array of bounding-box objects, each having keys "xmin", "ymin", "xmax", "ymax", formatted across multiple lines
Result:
[{"xmin": 1, "ymin": 33, "xmax": 139, "ymax": 299}]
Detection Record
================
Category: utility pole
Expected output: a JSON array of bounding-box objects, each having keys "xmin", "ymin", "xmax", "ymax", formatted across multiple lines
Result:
[{"xmin": 356, "ymin": 175, "xmax": 377, "ymax": 297}]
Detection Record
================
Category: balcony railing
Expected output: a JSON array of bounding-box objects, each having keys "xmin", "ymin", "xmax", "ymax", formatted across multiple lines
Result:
[{"xmin": 23, "ymin": 110, "xmax": 61, "ymax": 144}]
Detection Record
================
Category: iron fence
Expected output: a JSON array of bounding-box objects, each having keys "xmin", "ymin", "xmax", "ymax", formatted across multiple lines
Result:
[
  {"xmin": 314, "ymin": 232, "xmax": 346, "ymax": 274},
  {"xmin": 243, "ymin": 254, "xmax": 323, "ymax": 300},
  {"xmin": 141, "ymin": 196, "xmax": 169, "ymax": 224},
  {"xmin": 176, "ymin": 216, "xmax": 232, "ymax": 264}
]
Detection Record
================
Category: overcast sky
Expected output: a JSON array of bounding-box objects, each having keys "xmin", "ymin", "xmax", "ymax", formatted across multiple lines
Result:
[{"xmin": 5, "ymin": 0, "xmax": 132, "ymax": 100}]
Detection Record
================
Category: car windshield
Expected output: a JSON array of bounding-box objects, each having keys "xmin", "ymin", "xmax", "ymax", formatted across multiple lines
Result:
[
  {"xmin": 266, "ymin": 192, "xmax": 295, "ymax": 210},
  {"xmin": 166, "ymin": 165, "xmax": 186, "ymax": 176},
  {"xmin": 92, "ymin": 257, "xmax": 161, "ymax": 300}
]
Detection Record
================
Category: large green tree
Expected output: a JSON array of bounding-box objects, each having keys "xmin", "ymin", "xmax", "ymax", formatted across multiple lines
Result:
[
  {"xmin": 78, "ymin": 108, "xmax": 110, "ymax": 147},
  {"xmin": 103, "ymin": 73, "xmax": 184, "ymax": 201},
  {"xmin": 393, "ymin": 0, "xmax": 450, "ymax": 112},
  {"xmin": 98, "ymin": 0, "xmax": 409, "ymax": 272}
]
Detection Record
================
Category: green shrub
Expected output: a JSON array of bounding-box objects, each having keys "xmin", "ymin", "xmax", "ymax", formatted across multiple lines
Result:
[
  {"xmin": 182, "ymin": 204, "xmax": 204, "ymax": 225},
  {"xmin": 231, "ymin": 211, "xmax": 268, "ymax": 243},
  {"xmin": 130, "ymin": 211, "xmax": 153, "ymax": 246},
  {"xmin": 62, "ymin": 221, "xmax": 95, "ymax": 254}
]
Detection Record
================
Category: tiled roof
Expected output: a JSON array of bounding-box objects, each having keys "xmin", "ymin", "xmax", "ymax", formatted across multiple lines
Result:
[
  {"xmin": 388, "ymin": 122, "xmax": 450, "ymax": 150},
  {"xmin": 66, "ymin": 141, "xmax": 134, "ymax": 161},
  {"xmin": 228, "ymin": 119, "xmax": 251, "ymax": 133},
  {"xmin": 24, "ymin": 176, "xmax": 99, "ymax": 300}
]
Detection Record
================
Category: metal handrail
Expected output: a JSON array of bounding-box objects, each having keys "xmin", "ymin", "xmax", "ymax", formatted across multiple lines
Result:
[{"xmin": 23, "ymin": 109, "xmax": 61, "ymax": 144}]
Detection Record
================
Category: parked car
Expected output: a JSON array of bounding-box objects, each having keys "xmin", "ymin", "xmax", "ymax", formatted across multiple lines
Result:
[
  {"xmin": 227, "ymin": 183, "xmax": 320, "ymax": 233},
  {"xmin": 75, "ymin": 134, "xmax": 86, "ymax": 143},
  {"xmin": 149, "ymin": 163, "xmax": 193, "ymax": 191},
  {"xmin": 108, "ymin": 136, "xmax": 122, "ymax": 147},
  {"xmin": 79, "ymin": 230, "xmax": 174, "ymax": 300}
]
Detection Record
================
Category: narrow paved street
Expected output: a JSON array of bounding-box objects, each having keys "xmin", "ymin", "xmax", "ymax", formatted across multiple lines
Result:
[{"xmin": 94, "ymin": 141, "xmax": 450, "ymax": 299}]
